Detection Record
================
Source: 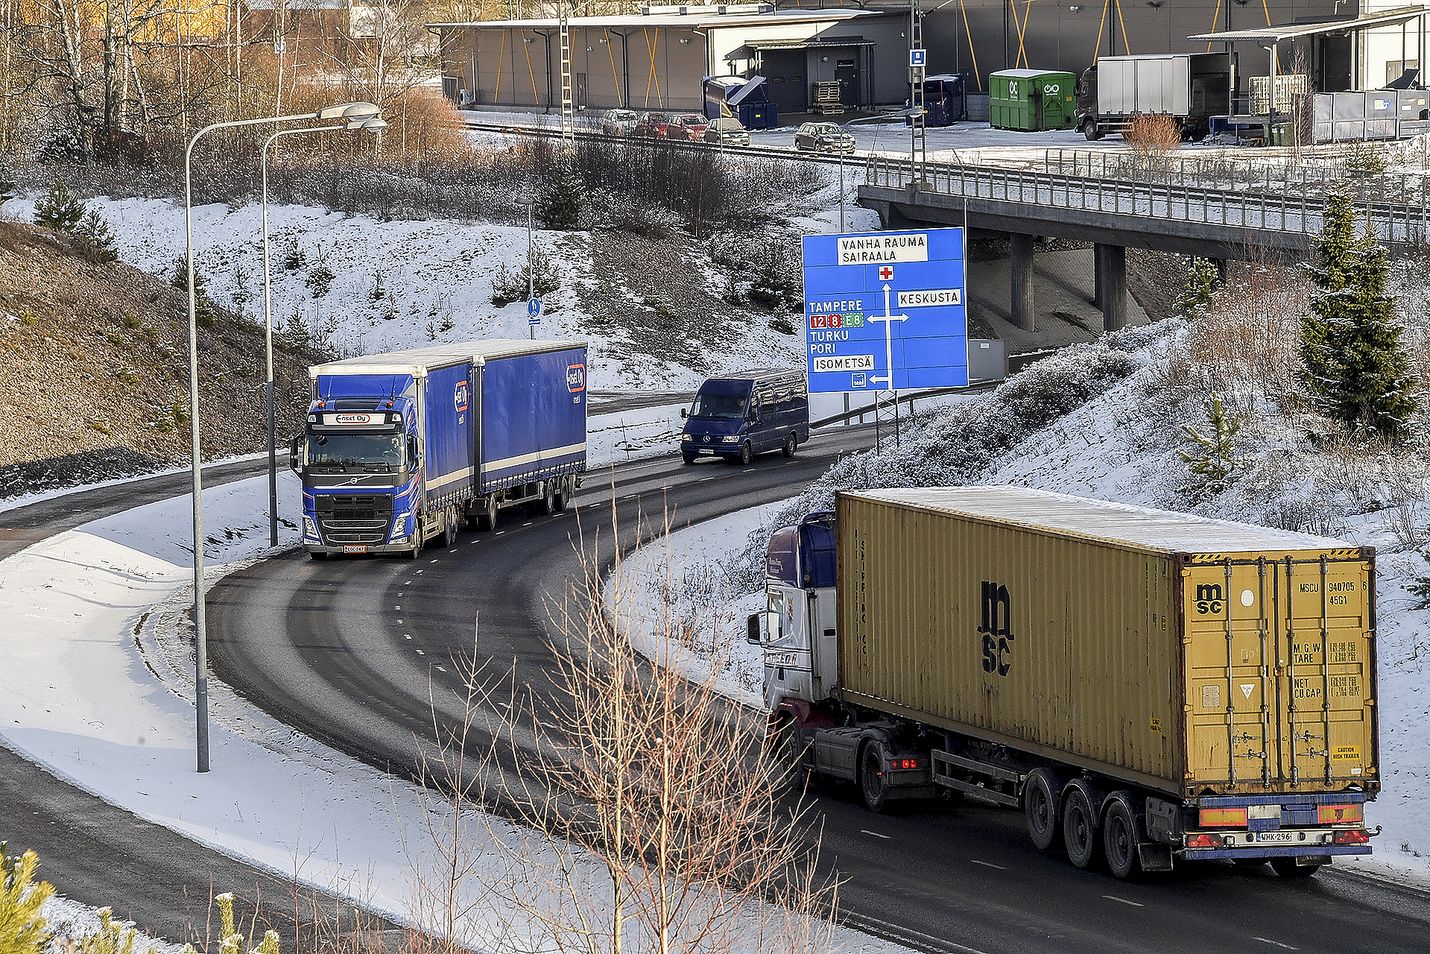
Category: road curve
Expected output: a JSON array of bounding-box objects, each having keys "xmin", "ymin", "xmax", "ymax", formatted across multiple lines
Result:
[{"xmin": 207, "ymin": 430, "xmax": 1430, "ymax": 954}]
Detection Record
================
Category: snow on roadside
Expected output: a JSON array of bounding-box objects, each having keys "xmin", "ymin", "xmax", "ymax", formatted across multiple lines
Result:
[{"xmin": 41, "ymin": 895, "xmax": 182, "ymax": 954}]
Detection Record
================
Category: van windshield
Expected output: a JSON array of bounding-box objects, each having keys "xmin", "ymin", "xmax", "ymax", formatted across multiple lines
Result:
[{"xmin": 689, "ymin": 381, "xmax": 750, "ymax": 420}]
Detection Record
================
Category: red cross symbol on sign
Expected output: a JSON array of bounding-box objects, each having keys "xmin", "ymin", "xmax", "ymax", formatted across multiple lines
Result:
[{"xmin": 878, "ymin": 265, "xmax": 895, "ymax": 281}]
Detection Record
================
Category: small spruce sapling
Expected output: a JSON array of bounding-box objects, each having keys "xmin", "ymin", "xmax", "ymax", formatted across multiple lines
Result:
[
  {"xmin": 1178, "ymin": 393, "xmax": 1240, "ymax": 499},
  {"xmin": 73, "ymin": 209, "xmax": 119, "ymax": 264},
  {"xmin": 33, "ymin": 180, "xmax": 84, "ymax": 232},
  {"xmin": 0, "ymin": 843, "xmax": 54, "ymax": 954},
  {"xmin": 536, "ymin": 162, "xmax": 582, "ymax": 230},
  {"xmin": 170, "ymin": 257, "xmax": 216, "ymax": 328},
  {"xmin": 1177, "ymin": 256, "xmax": 1220, "ymax": 319}
]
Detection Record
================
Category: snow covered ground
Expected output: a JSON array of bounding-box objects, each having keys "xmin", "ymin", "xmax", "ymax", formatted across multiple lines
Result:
[{"xmin": 609, "ymin": 320, "xmax": 1430, "ymax": 887}]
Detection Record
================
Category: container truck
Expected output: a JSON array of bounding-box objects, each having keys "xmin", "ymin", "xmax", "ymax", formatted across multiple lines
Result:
[
  {"xmin": 752, "ymin": 486, "xmax": 1379, "ymax": 879},
  {"xmin": 1075, "ymin": 52, "xmax": 1233, "ymax": 141},
  {"xmin": 289, "ymin": 339, "xmax": 587, "ymax": 559}
]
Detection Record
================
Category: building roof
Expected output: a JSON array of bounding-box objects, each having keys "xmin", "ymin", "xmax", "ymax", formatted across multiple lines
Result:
[
  {"xmin": 1188, "ymin": 5, "xmax": 1427, "ymax": 42},
  {"xmin": 747, "ymin": 35, "xmax": 874, "ymax": 49},
  {"xmin": 427, "ymin": 8, "xmax": 872, "ymax": 31}
]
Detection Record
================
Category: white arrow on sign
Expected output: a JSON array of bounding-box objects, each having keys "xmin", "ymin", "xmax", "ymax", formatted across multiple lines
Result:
[{"xmin": 869, "ymin": 282, "xmax": 910, "ymax": 387}]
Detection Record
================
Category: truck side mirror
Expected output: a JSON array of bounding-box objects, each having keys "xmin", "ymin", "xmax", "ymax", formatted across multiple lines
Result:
[
  {"xmin": 287, "ymin": 437, "xmax": 301, "ymax": 473},
  {"xmin": 746, "ymin": 613, "xmax": 762, "ymax": 644},
  {"xmin": 407, "ymin": 434, "xmax": 418, "ymax": 464},
  {"xmin": 680, "ymin": 408, "xmax": 688, "ymax": 418}
]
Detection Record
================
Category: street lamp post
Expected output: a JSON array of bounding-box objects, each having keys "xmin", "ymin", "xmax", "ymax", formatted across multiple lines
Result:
[
  {"xmin": 838, "ymin": 109, "xmax": 925, "ymax": 232},
  {"xmin": 183, "ymin": 100, "xmax": 376, "ymax": 773},
  {"xmin": 260, "ymin": 114, "xmax": 386, "ymax": 548},
  {"xmin": 526, "ymin": 200, "xmax": 535, "ymax": 339}
]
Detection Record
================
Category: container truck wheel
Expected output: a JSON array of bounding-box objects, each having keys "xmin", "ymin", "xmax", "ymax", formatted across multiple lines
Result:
[
  {"xmin": 443, "ymin": 506, "xmax": 458, "ymax": 547},
  {"xmin": 542, "ymin": 482, "xmax": 557, "ymax": 515},
  {"xmin": 1022, "ymin": 768, "xmax": 1061, "ymax": 851},
  {"xmin": 478, "ymin": 495, "xmax": 499, "ymax": 531},
  {"xmin": 859, "ymin": 745, "xmax": 890, "ymax": 814},
  {"xmin": 1081, "ymin": 118, "xmax": 1103, "ymax": 141},
  {"xmin": 1270, "ymin": 858, "xmax": 1323, "ymax": 879},
  {"xmin": 1061, "ymin": 782, "xmax": 1100, "ymax": 869},
  {"xmin": 1101, "ymin": 793, "xmax": 1142, "ymax": 880},
  {"xmin": 554, "ymin": 480, "xmax": 571, "ymax": 512},
  {"xmin": 781, "ymin": 433, "xmax": 797, "ymax": 458}
]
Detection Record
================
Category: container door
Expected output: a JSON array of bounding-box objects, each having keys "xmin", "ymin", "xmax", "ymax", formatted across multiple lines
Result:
[{"xmin": 1273, "ymin": 556, "xmax": 1376, "ymax": 789}]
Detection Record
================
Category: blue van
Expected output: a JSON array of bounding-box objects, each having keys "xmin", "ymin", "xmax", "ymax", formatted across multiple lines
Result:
[{"xmin": 680, "ymin": 369, "xmax": 810, "ymax": 466}]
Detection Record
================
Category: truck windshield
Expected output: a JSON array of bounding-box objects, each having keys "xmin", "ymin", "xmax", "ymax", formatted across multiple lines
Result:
[
  {"xmin": 307, "ymin": 432, "xmax": 404, "ymax": 473},
  {"xmin": 689, "ymin": 384, "xmax": 750, "ymax": 420}
]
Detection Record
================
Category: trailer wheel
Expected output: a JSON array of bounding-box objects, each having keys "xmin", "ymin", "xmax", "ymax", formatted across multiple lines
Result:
[
  {"xmin": 478, "ymin": 495, "xmax": 499, "ymax": 531},
  {"xmin": 1061, "ymin": 782, "xmax": 1100, "ymax": 869},
  {"xmin": 554, "ymin": 479, "xmax": 571, "ymax": 512},
  {"xmin": 781, "ymin": 433, "xmax": 797, "ymax": 458},
  {"xmin": 1270, "ymin": 858, "xmax": 1323, "ymax": 879},
  {"xmin": 543, "ymin": 481, "xmax": 557, "ymax": 515},
  {"xmin": 1101, "ymin": 793, "xmax": 1142, "ymax": 880},
  {"xmin": 1022, "ymin": 768, "xmax": 1061, "ymax": 851},
  {"xmin": 443, "ymin": 506, "xmax": 458, "ymax": 547},
  {"xmin": 859, "ymin": 744, "xmax": 890, "ymax": 814}
]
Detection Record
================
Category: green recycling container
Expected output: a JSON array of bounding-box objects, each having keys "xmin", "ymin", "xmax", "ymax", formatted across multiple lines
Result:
[{"xmin": 989, "ymin": 69, "xmax": 1078, "ymax": 131}]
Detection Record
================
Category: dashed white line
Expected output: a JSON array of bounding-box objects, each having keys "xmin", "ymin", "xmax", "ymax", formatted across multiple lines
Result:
[
  {"xmin": 1102, "ymin": 895, "xmax": 1144, "ymax": 907},
  {"xmin": 969, "ymin": 859, "xmax": 1007, "ymax": 871},
  {"xmin": 469, "ymin": 539, "xmax": 480, "ymax": 544},
  {"xmin": 428, "ymin": 558, "xmax": 438, "ymax": 564},
  {"xmin": 697, "ymin": 476, "xmax": 716, "ymax": 482},
  {"xmin": 494, "ymin": 530, "xmax": 506, "ymax": 536},
  {"xmin": 447, "ymin": 549, "xmax": 456, "ymax": 554},
  {"xmin": 843, "ymin": 913, "xmax": 991, "ymax": 954},
  {"xmin": 435, "ymin": 665, "xmax": 447, "ymax": 673},
  {"xmin": 394, "ymin": 605, "xmax": 400, "ymax": 610},
  {"xmin": 1252, "ymin": 939, "xmax": 1298, "ymax": 951},
  {"xmin": 403, "ymin": 634, "xmax": 412, "ymax": 640},
  {"xmin": 415, "ymin": 649, "xmax": 425, "ymax": 656},
  {"xmin": 859, "ymin": 829, "xmax": 891, "ymax": 840},
  {"xmin": 522, "ymin": 521, "xmax": 532, "ymax": 527}
]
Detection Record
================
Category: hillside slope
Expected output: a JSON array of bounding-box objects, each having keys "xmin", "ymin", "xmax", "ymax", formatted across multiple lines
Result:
[{"xmin": 0, "ymin": 221, "xmax": 322, "ymax": 498}]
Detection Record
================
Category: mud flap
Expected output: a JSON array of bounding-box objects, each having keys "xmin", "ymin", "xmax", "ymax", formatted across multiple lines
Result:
[{"xmin": 1138, "ymin": 842, "xmax": 1174, "ymax": 873}]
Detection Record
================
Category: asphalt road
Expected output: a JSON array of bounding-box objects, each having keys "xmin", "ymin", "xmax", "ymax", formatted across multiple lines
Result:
[{"xmin": 205, "ymin": 430, "xmax": 1430, "ymax": 954}]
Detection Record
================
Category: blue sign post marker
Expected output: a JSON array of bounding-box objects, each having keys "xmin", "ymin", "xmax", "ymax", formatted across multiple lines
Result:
[
  {"xmin": 801, "ymin": 227, "xmax": 968, "ymax": 393},
  {"xmin": 527, "ymin": 297, "xmax": 542, "ymax": 321},
  {"xmin": 909, "ymin": 48, "xmax": 927, "ymax": 68}
]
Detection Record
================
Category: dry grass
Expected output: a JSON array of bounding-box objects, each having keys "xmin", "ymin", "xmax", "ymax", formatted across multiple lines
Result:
[{"xmin": 1123, "ymin": 113, "xmax": 1182, "ymax": 156}]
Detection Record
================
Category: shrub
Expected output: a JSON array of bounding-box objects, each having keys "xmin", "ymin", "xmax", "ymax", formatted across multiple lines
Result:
[
  {"xmin": 34, "ymin": 180, "xmax": 84, "ymax": 232},
  {"xmin": 169, "ymin": 256, "xmax": 216, "ymax": 328},
  {"xmin": 536, "ymin": 160, "xmax": 582, "ymax": 230},
  {"xmin": 306, "ymin": 259, "xmax": 335, "ymax": 299},
  {"xmin": 1123, "ymin": 113, "xmax": 1182, "ymax": 155},
  {"xmin": 281, "ymin": 239, "xmax": 306, "ymax": 272},
  {"xmin": 1, "ymin": 843, "xmax": 54, "ymax": 954},
  {"xmin": 73, "ymin": 209, "xmax": 119, "ymax": 264},
  {"xmin": 1177, "ymin": 256, "xmax": 1220, "ymax": 319},
  {"xmin": 1178, "ymin": 393, "xmax": 1241, "ymax": 499},
  {"xmin": 491, "ymin": 244, "xmax": 561, "ymax": 306}
]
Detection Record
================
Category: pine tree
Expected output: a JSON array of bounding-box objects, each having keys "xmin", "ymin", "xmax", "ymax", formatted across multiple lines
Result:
[
  {"xmin": 536, "ymin": 162, "xmax": 582, "ymax": 230},
  {"xmin": 171, "ymin": 256, "xmax": 216, "ymax": 328},
  {"xmin": 0, "ymin": 844, "xmax": 54, "ymax": 954},
  {"xmin": 1301, "ymin": 188, "xmax": 1418, "ymax": 439},
  {"xmin": 1178, "ymin": 394, "xmax": 1240, "ymax": 499},
  {"xmin": 73, "ymin": 209, "xmax": 119, "ymax": 264},
  {"xmin": 1177, "ymin": 256, "xmax": 1220, "ymax": 319},
  {"xmin": 0, "ymin": 175, "xmax": 14, "ymax": 210},
  {"xmin": 33, "ymin": 180, "xmax": 84, "ymax": 232}
]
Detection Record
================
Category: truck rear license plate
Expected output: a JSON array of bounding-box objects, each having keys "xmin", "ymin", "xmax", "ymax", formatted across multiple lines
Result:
[
  {"xmin": 343, "ymin": 545, "xmax": 368, "ymax": 554},
  {"xmin": 1254, "ymin": 831, "xmax": 1296, "ymax": 843}
]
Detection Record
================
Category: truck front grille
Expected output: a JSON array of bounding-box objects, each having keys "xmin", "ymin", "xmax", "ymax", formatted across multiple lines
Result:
[{"xmin": 315, "ymin": 494, "xmax": 393, "ymax": 544}]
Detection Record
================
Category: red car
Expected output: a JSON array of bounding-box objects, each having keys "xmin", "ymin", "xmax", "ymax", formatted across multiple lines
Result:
[
  {"xmin": 635, "ymin": 112, "xmax": 671, "ymax": 137},
  {"xmin": 665, "ymin": 114, "xmax": 710, "ymax": 141}
]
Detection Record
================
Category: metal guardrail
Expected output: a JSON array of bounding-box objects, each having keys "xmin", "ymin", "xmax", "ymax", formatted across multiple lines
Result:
[{"xmin": 865, "ymin": 155, "xmax": 1430, "ymax": 248}]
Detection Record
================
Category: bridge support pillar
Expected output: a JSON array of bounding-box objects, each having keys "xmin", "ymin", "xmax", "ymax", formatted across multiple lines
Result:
[
  {"xmin": 1010, "ymin": 233, "xmax": 1036, "ymax": 332},
  {"xmin": 1096, "ymin": 243, "xmax": 1127, "ymax": 332}
]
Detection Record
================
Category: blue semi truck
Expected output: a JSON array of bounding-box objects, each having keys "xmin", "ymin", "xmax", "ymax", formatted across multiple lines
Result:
[{"xmin": 289, "ymin": 340, "xmax": 587, "ymax": 559}]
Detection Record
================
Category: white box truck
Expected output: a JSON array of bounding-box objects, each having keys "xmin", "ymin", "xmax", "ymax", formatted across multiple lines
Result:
[{"xmin": 1076, "ymin": 52, "xmax": 1233, "ymax": 141}]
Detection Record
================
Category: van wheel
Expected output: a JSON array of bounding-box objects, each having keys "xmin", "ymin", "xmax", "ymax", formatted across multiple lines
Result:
[
  {"xmin": 682, "ymin": 453, "xmax": 697, "ymax": 466},
  {"xmin": 478, "ymin": 495, "xmax": 499, "ymax": 531},
  {"xmin": 1023, "ymin": 768, "xmax": 1061, "ymax": 850},
  {"xmin": 1102, "ymin": 793, "xmax": 1142, "ymax": 880},
  {"xmin": 859, "ymin": 745, "xmax": 890, "ymax": 814},
  {"xmin": 1270, "ymin": 858, "xmax": 1323, "ymax": 879},
  {"xmin": 1062, "ymin": 783, "xmax": 1100, "ymax": 869},
  {"xmin": 782, "ymin": 433, "xmax": 797, "ymax": 457},
  {"xmin": 543, "ymin": 481, "xmax": 557, "ymax": 515},
  {"xmin": 738, "ymin": 441, "xmax": 753, "ymax": 466}
]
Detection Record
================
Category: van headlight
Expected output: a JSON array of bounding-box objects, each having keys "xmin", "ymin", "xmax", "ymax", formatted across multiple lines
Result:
[
  {"xmin": 681, "ymin": 433, "xmax": 693, "ymax": 442},
  {"xmin": 720, "ymin": 435, "xmax": 740, "ymax": 443}
]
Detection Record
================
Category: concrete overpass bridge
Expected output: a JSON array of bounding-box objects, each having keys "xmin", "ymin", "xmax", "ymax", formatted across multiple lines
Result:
[{"xmin": 857, "ymin": 154, "xmax": 1429, "ymax": 332}]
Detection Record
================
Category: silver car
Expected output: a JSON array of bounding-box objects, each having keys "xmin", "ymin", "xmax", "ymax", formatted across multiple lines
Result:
[
  {"xmin": 703, "ymin": 116, "xmax": 751, "ymax": 147},
  {"xmin": 793, "ymin": 122, "xmax": 855, "ymax": 154},
  {"xmin": 600, "ymin": 108, "xmax": 639, "ymax": 137}
]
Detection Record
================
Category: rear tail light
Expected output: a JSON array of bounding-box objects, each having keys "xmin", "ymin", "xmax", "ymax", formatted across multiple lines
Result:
[
  {"xmin": 1198, "ymin": 807, "xmax": 1249, "ymax": 828},
  {"xmin": 1333, "ymin": 829, "xmax": 1370, "ymax": 846},
  {"xmin": 889, "ymin": 758, "xmax": 921, "ymax": 771},
  {"xmin": 1185, "ymin": 833, "xmax": 1225, "ymax": 849},
  {"xmin": 1318, "ymin": 803, "xmax": 1364, "ymax": 825}
]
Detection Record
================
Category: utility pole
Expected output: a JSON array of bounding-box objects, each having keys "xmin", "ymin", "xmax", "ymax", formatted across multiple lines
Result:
[{"xmin": 527, "ymin": 201, "xmax": 536, "ymax": 339}]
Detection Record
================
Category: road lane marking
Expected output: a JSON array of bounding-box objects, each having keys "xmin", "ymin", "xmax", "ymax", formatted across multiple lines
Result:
[
  {"xmin": 698, "ymin": 476, "xmax": 715, "ymax": 482},
  {"xmin": 843, "ymin": 913, "xmax": 991, "ymax": 954},
  {"xmin": 469, "ymin": 539, "xmax": 479, "ymax": 544},
  {"xmin": 404, "ymin": 634, "xmax": 411, "ymax": 639},
  {"xmin": 1102, "ymin": 895, "xmax": 1144, "ymax": 907},
  {"xmin": 435, "ymin": 665, "xmax": 447, "ymax": 673},
  {"xmin": 495, "ymin": 531, "xmax": 506, "ymax": 536},
  {"xmin": 1253, "ymin": 940, "xmax": 1298, "ymax": 951},
  {"xmin": 522, "ymin": 521, "xmax": 532, "ymax": 527},
  {"xmin": 429, "ymin": 559, "xmax": 438, "ymax": 564},
  {"xmin": 415, "ymin": 649, "xmax": 425, "ymax": 656},
  {"xmin": 969, "ymin": 859, "xmax": 1007, "ymax": 870},
  {"xmin": 859, "ymin": 829, "xmax": 891, "ymax": 840},
  {"xmin": 447, "ymin": 549, "xmax": 456, "ymax": 554},
  {"xmin": 394, "ymin": 605, "xmax": 400, "ymax": 610}
]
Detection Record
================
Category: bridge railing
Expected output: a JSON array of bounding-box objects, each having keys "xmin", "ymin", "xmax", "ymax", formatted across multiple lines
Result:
[{"xmin": 864, "ymin": 155, "xmax": 1429, "ymax": 249}]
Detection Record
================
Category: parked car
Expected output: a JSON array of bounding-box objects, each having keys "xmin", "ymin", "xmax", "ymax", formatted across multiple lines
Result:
[
  {"xmin": 679, "ymin": 369, "xmax": 809, "ymax": 466},
  {"xmin": 635, "ymin": 112, "xmax": 671, "ymax": 137},
  {"xmin": 600, "ymin": 108, "xmax": 640, "ymax": 137},
  {"xmin": 665, "ymin": 113, "xmax": 710, "ymax": 140},
  {"xmin": 793, "ymin": 122, "xmax": 855, "ymax": 154},
  {"xmin": 703, "ymin": 116, "xmax": 751, "ymax": 146}
]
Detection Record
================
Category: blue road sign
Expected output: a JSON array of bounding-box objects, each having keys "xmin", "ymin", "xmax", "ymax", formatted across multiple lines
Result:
[
  {"xmin": 801, "ymin": 227, "xmax": 968, "ymax": 393},
  {"xmin": 909, "ymin": 48, "xmax": 927, "ymax": 68},
  {"xmin": 527, "ymin": 298, "xmax": 542, "ymax": 322}
]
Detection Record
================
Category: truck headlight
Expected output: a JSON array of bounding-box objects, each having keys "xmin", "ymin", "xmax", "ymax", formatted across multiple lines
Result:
[
  {"xmin": 390, "ymin": 511, "xmax": 411, "ymax": 541},
  {"xmin": 302, "ymin": 516, "xmax": 320, "ymax": 541},
  {"xmin": 720, "ymin": 435, "xmax": 740, "ymax": 443}
]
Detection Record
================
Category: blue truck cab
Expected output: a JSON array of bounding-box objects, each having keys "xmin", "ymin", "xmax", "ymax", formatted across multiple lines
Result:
[
  {"xmin": 680, "ymin": 368, "xmax": 809, "ymax": 466},
  {"xmin": 290, "ymin": 340, "xmax": 587, "ymax": 559}
]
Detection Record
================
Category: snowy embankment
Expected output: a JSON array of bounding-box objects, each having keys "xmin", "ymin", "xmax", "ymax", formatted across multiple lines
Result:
[
  {"xmin": 0, "ymin": 443, "xmax": 904, "ymax": 952},
  {"xmin": 611, "ymin": 319, "xmax": 1430, "ymax": 887}
]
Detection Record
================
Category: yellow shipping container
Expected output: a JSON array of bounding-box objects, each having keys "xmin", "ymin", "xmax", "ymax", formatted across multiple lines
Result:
[{"xmin": 836, "ymin": 487, "xmax": 1379, "ymax": 799}]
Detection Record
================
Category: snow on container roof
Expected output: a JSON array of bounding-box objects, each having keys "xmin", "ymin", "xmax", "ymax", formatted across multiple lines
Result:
[
  {"xmin": 427, "ymin": 8, "xmax": 871, "ymax": 30},
  {"xmin": 991, "ymin": 68, "xmax": 1071, "ymax": 78},
  {"xmin": 849, "ymin": 486, "xmax": 1354, "ymax": 555},
  {"xmin": 312, "ymin": 339, "xmax": 586, "ymax": 377}
]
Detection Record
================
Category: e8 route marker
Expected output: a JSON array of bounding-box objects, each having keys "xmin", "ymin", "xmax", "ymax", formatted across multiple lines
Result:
[{"xmin": 801, "ymin": 227, "xmax": 968, "ymax": 393}]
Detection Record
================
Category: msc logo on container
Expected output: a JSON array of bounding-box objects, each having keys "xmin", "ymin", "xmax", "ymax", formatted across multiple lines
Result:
[
  {"xmin": 454, "ymin": 380, "xmax": 470, "ymax": 413},
  {"xmin": 1194, "ymin": 582, "xmax": 1224, "ymax": 615},
  {"xmin": 566, "ymin": 363, "xmax": 587, "ymax": 393},
  {"xmin": 978, "ymin": 580, "xmax": 1015, "ymax": 677}
]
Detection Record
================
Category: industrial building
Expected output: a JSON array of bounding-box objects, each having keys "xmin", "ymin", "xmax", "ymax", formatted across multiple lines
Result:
[{"xmin": 430, "ymin": 2, "xmax": 1428, "ymax": 116}]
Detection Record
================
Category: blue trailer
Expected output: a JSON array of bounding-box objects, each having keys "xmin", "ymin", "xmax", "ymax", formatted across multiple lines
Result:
[
  {"xmin": 289, "ymin": 339, "xmax": 587, "ymax": 559},
  {"xmin": 703, "ymin": 75, "xmax": 778, "ymax": 130}
]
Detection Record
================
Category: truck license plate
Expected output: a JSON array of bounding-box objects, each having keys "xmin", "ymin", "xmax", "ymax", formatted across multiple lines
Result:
[
  {"xmin": 343, "ymin": 545, "xmax": 368, "ymax": 554},
  {"xmin": 1254, "ymin": 830, "xmax": 1295, "ymax": 843}
]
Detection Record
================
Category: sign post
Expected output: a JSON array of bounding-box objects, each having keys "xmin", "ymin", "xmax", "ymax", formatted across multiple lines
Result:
[{"xmin": 801, "ymin": 227, "xmax": 968, "ymax": 450}]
